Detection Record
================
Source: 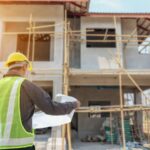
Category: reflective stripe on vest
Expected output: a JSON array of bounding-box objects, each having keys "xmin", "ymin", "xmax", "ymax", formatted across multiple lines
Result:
[
  {"xmin": 4, "ymin": 78, "xmax": 23, "ymax": 139},
  {"xmin": 0, "ymin": 137, "xmax": 33, "ymax": 146},
  {"xmin": 0, "ymin": 77, "xmax": 34, "ymax": 148}
]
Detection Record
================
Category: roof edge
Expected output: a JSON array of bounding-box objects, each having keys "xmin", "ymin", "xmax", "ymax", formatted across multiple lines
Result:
[
  {"xmin": 88, "ymin": 13, "xmax": 150, "ymax": 18},
  {"xmin": 0, "ymin": 0, "xmax": 88, "ymax": 4}
]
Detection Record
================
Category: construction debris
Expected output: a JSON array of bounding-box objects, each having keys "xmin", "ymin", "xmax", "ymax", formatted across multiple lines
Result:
[{"xmin": 126, "ymin": 141, "xmax": 150, "ymax": 150}]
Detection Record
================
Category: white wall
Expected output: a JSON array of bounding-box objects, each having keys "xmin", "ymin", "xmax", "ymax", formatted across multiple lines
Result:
[
  {"xmin": 80, "ymin": 17, "xmax": 123, "ymax": 70},
  {"xmin": 0, "ymin": 5, "xmax": 64, "ymax": 69},
  {"xmin": 28, "ymin": 72, "xmax": 62, "ymax": 99},
  {"xmin": 0, "ymin": 5, "xmax": 64, "ymax": 97},
  {"xmin": 122, "ymin": 19, "xmax": 150, "ymax": 69}
]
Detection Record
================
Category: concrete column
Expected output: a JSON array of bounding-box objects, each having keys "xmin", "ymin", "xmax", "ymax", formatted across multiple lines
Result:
[
  {"xmin": 53, "ymin": 76, "xmax": 63, "ymax": 99},
  {"xmin": 115, "ymin": 18, "xmax": 124, "ymax": 67},
  {"xmin": 51, "ymin": 75, "xmax": 65, "ymax": 149},
  {"xmin": 135, "ymin": 92, "xmax": 143, "ymax": 128}
]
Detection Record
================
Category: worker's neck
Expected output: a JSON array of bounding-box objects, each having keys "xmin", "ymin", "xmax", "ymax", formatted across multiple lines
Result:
[{"xmin": 7, "ymin": 69, "xmax": 25, "ymax": 77}]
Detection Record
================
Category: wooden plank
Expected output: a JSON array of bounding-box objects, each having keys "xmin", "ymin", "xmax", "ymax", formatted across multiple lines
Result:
[
  {"xmin": 1, "ymin": 31, "xmax": 150, "ymax": 39},
  {"xmin": 62, "ymin": 125, "xmax": 66, "ymax": 150},
  {"xmin": 63, "ymin": 9, "xmax": 72, "ymax": 150},
  {"xmin": 119, "ymin": 73, "xmax": 126, "ymax": 150},
  {"xmin": 27, "ymin": 14, "xmax": 32, "ymax": 59},
  {"xmin": 27, "ymin": 22, "xmax": 66, "ymax": 30},
  {"xmin": 76, "ymin": 106, "xmax": 150, "ymax": 113},
  {"xmin": 89, "ymin": 13, "xmax": 150, "ymax": 18},
  {"xmin": 32, "ymin": 22, "xmax": 35, "ymax": 62}
]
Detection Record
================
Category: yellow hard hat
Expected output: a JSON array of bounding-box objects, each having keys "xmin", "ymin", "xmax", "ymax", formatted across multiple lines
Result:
[{"xmin": 4, "ymin": 52, "xmax": 32, "ymax": 71}]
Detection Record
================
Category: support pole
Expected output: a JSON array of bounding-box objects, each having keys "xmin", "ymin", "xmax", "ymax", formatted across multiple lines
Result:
[
  {"xmin": 62, "ymin": 125, "xmax": 66, "ymax": 150},
  {"xmin": 108, "ymin": 48, "xmax": 149, "ymax": 105},
  {"xmin": 62, "ymin": 9, "xmax": 72, "ymax": 150},
  {"xmin": 114, "ymin": 16, "xmax": 126, "ymax": 150},
  {"xmin": 119, "ymin": 73, "xmax": 126, "ymax": 150},
  {"xmin": 32, "ymin": 22, "xmax": 35, "ymax": 62},
  {"xmin": 67, "ymin": 124, "xmax": 72, "ymax": 150},
  {"xmin": 110, "ymin": 112, "xmax": 113, "ymax": 144},
  {"xmin": 27, "ymin": 14, "xmax": 32, "ymax": 59}
]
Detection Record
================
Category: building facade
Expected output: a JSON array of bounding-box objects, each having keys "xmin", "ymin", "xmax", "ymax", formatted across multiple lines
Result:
[{"xmin": 0, "ymin": 0, "xmax": 150, "ymax": 143}]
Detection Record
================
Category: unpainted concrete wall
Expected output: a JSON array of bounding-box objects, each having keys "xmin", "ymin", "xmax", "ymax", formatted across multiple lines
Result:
[
  {"xmin": 135, "ymin": 92, "xmax": 143, "ymax": 128},
  {"xmin": 80, "ymin": 17, "xmax": 150, "ymax": 70},
  {"xmin": 0, "ymin": 5, "xmax": 64, "ymax": 98},
  {"xmin": 122, "ymin": 19, "xmax": 150, "ymax": 69},
  {"xmin": 0, "ymin": 5, "xmax": 64, "ymax": 69},
  {"xmin": 70, "ymin": 87, "xmax": 120, "ymax": 138},
  {"xmin": 69, "ymin": 18, "xmax": 81, "ymax": 68},
  {"xmin": 30, "ymin": 75, "xmax": 62, "ymax": 99},
  {"xmin": 80, "ymin": 17, "xmax": 122, "ymax": 70},
  {"xmin": 3, "ymin": 22, "xmax": 54, "ymax": 61}
]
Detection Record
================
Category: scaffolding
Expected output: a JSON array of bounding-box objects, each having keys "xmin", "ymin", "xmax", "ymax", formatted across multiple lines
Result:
[{"xmin": 0, "ymin": 10, "xmax": 150, "ymax": 150}]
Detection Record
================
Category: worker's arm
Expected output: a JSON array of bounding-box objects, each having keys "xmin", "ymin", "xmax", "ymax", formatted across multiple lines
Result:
[{"xmin": 22, "ymin": 80, "xmax": 79, "ymax": 115}]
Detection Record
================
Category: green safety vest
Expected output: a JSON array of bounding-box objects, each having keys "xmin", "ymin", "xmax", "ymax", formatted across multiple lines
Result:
[{"xmin": 0, "ymin": 77, "xmax": 34, "ymax": 149}]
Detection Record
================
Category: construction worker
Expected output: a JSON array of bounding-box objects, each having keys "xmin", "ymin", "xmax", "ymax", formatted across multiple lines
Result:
[{"xmin": 0, "ymin": 52, "xmax": 80, "ymax": 150}]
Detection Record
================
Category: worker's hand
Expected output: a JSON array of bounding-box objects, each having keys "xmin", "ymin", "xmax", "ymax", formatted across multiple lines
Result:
[{"xmin": 75, "ymin": 100, "xmax": 81, "ymax": 108}]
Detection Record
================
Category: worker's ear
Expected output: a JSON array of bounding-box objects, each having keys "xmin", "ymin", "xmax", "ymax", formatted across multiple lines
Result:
[
  {"xmin": 23, "ymin": 64, "xmax": 30, "ymax": 78},
  {"xmin": 22, "ymin": 64, "xmax": 28, "ymax": 72}
]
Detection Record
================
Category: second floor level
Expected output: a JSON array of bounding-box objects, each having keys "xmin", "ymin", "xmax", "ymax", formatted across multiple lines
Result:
[{"xmin": 0, "ymin": 4, "xmax": 149, "ymax": 72}]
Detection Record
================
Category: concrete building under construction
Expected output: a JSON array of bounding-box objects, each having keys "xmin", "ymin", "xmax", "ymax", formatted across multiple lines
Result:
[{"xmin": 0, "ymin": 0, "xmax": 150, "ymax": 149}]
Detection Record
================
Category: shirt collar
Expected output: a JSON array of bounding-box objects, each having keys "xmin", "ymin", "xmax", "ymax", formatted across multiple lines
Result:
[{"xmin": 3, "ymin": 70, "xmax": 22, "ymax": 78}]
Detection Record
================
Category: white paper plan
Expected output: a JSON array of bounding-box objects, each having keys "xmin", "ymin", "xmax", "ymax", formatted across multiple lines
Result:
[{"xmin": 32, "ymin": 94, "xmax": 77, "ymax": 129}]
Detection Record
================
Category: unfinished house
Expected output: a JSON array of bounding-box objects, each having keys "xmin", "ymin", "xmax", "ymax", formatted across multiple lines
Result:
[
  {"xmin": 0, "ymin": 0, "xmax": 150, "ymax": 149},
  {"xmin": 69, "ymin": 0, "xmax": 150, "ymax": 146}
]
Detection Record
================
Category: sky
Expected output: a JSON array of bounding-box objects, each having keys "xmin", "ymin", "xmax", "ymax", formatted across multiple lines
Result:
[
  {"xmin": 89, "ymin": 0, "xmax": 150, "ymax": 13},
  {"xmin": 138, "ymin": 37, "xmax": 150, "ymax": 54}
]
